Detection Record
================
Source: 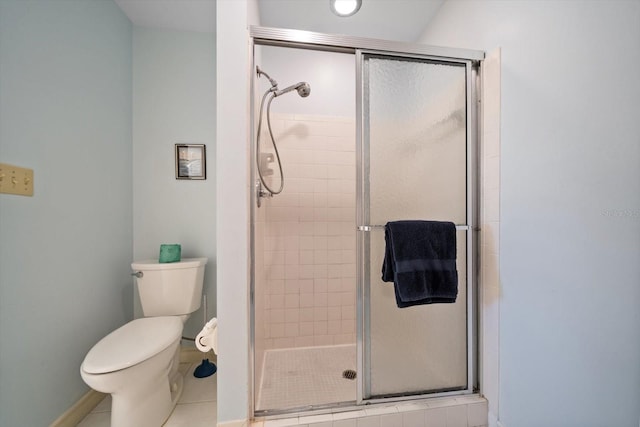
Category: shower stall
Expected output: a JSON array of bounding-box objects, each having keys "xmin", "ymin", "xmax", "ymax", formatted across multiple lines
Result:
[{"xmin": 250, "ymin": 27, "xmax": 482, "ymax": 417}]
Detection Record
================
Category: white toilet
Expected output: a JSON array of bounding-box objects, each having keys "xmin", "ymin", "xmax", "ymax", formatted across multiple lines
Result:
[{"xmin": 81, "ymin": 257, "xmax": 207, "ymax": 427}]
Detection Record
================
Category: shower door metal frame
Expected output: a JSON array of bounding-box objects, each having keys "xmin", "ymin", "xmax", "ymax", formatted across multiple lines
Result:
[
  {"xmin": 356, "ymin": 49, "xmax": 480, "ymax": 404},
  {"xmin": 249, "ymin": 26, "xmax": 483, "ymax": 418}
]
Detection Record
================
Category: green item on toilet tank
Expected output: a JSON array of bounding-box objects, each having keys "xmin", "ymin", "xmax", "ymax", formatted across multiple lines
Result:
[{"xmin": 159, "ymin": 244, "xmax": 181, "ymax": 263}]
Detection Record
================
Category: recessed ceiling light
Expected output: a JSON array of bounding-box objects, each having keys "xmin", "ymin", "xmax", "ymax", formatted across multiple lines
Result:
[{"xmin": 330, "ymin": 0, "xmax": 362, "ymax": 17}]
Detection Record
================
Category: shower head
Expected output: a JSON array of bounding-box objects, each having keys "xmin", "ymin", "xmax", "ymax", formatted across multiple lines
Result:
[{"xmin": 274, "ymin": 82, "xmax": 311, "ymax": 98}]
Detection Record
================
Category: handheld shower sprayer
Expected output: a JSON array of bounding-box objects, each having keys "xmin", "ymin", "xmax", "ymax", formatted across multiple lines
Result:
[
  {"xmin": 256, "ymin": 67, "xmax": 311, "ymax": 202},
  {"xmin": 274, "ymin": 82, "xmax": 311, "ymax": 98},
  {"xmin": 257, "ymin": 66, "xmax": 311, "ymax": 98}
]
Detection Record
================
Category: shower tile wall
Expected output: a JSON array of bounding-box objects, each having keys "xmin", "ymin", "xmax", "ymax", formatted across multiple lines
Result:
[{"xmin": 257, "ymin": 113, "xmax": 356, "ymax": 352}]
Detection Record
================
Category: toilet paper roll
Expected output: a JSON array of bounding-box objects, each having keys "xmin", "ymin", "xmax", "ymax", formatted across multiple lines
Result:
[{"xmin": 196, "ymin": 318, "xmax": 218, "ymax": 355}]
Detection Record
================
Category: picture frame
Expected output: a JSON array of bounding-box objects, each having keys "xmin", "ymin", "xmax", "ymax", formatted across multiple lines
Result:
[{"xmin": 175, "ymin": 144, "xmax": 206, "ymax": 180}]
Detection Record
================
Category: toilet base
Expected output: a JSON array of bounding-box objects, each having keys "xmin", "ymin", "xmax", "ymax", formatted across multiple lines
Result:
[
  {"xmin": 110, "ymin": 374, "xmax": 173, "ymax": 427},
  {"xmin": 169, "ymin": 365, "xmax": 185, "ymax": 408},
  {"xmin": 110, "ymin": 345, "xmax": 184, "ymax": 427}
]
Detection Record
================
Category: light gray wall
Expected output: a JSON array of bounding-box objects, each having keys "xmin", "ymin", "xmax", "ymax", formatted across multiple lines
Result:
[
  {"xmin": 420, "ymin": 1, "xmax": 640, "ymax": 426},
  {"xmin": 132, "ymin": 27, "xmax": 217, "ymax": 338},
  {"xmin": 216, "ymin": 0, "xmax": 251, "ymax": 422},
  {"xmin": 0, "ymin": 1, "xmax": 132, "ymax": 425}
]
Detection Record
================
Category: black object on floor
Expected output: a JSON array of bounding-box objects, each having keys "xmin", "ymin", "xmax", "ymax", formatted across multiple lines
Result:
[{"xmin": 194, "ymin": 359, "xmax": 217, "ymax": 378}]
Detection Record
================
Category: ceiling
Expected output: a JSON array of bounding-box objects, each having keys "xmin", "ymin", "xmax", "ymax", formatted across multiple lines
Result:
[{"xmin": 113, "ymin": 0, "xmax": 445, "ymax": 42}]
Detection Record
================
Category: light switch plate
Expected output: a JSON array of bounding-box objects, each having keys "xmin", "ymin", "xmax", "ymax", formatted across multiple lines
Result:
[{"xmin": 0, "ymin": 163, "xmax": 34, "ymax": 196}]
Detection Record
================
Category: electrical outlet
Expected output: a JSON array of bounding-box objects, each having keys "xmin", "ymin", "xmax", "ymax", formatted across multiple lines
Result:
[{"xmin": 0, "ymin": 163, "xmax": 34, "ymax": 196}]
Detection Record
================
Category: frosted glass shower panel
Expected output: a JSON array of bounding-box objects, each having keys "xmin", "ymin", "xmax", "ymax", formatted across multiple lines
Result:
[
  {"xmin": 364, "ymin": 56, "xmax": 468, "ymax": 397},
  {"xmin": 367, "ymin": 57, "xmax": 466, "ymax": 224}
]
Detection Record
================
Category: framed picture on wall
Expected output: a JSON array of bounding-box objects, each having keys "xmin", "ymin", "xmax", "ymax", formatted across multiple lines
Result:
[{"xmin": 175, "ymin": 144, "xmax": 206, "ymax": 180}]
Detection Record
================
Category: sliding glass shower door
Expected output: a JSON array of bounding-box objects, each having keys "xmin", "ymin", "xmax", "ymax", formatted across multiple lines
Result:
[
  {"xmin": 358, "ymin": 53, "xmax": 476, "ymax": 400},
  {"xmin": 249, "ymin": 26, "xmax": 483, "ymax": 415}
]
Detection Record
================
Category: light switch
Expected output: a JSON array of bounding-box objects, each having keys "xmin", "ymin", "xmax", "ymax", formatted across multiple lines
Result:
[{"xmin": 0, "ymin": 163, "xmax": 34, "ymax": 196}]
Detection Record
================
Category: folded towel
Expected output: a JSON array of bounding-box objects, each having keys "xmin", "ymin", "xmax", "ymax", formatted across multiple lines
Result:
[{"xmin": 382, "ymin": 220, "xmax": 458, "ymax": 308}]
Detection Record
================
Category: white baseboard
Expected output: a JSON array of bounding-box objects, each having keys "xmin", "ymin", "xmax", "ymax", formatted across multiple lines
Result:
[
  {"xmin": 51, "ymin": 346, "xmax": 213, "ymax": 426},
  {"xmin": 49, "ymin": 389, "xmax": 106, "ymax": 427},
  {"xmin": 217, "ymin": 420, "xmax": 248, "ymax": 427},
  {"xmin": 497, "ymin": 421, "xmax": 506, "ymax": 427}
]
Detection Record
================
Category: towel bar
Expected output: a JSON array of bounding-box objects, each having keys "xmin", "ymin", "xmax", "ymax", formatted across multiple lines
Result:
[{"xmin": 357, "ymin": 224, "xmax": 470, "ymax": 231}]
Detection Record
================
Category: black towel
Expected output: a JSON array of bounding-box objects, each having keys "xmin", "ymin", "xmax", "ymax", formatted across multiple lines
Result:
[{"xmin": 382, "ymin": 220, "xmax": 458, "ymax": 308}]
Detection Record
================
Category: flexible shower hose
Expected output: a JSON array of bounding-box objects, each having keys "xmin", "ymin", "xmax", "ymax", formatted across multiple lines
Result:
[{"xmin": 256, "ymin": 89, "xmax": 284, "ymax": 196}]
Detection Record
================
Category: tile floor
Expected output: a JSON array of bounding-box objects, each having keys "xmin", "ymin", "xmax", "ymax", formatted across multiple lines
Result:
[{"xmin": 78, "ymin": 361, "xmax": 217, "ymax": 427}]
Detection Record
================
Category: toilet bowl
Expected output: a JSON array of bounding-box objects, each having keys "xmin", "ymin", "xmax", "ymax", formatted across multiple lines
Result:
[
  {"xmin": 81, "ymin": 317, "xmax": 183, "ymax": 427},
  {"xmin": 80, "ymin": 257, "xmax": 207, "ymax": 427}
]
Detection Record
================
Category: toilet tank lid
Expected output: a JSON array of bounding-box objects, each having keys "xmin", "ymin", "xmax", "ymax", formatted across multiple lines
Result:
[
  {"xmin": 81, "ymin": 317, "xmax": 182, "ymax": 374},
  {"xmin": 131, "ymin": 257, "xmax": 207, "ymax": 270}
]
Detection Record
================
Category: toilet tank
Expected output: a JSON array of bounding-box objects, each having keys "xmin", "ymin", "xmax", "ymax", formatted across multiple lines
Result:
[{"xmin": 131, "ymin": 258, "xmax": 207, "ymax": 317}]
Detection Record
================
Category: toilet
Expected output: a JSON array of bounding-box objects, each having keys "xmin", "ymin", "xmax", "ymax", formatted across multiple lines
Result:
[{"xmin": 81, "ymin": 257, "xmax": 207, "ymax": 427}]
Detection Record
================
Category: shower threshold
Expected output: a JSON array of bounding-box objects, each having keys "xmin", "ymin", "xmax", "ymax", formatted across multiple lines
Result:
[{"xmin": 254, "ymin": 394, "xmax": 487, "ymax": 425}]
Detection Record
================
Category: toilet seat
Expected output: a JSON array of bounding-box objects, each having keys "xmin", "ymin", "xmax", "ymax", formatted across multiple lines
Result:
[{"xmin": 82, "ymin": 316, "xmax": 182, "ymax": 374}]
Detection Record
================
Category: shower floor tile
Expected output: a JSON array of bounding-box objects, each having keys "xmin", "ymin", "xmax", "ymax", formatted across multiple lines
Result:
[{"xmin": 257, "ymin": 344, "xmax": 357, "ymax": 411}]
